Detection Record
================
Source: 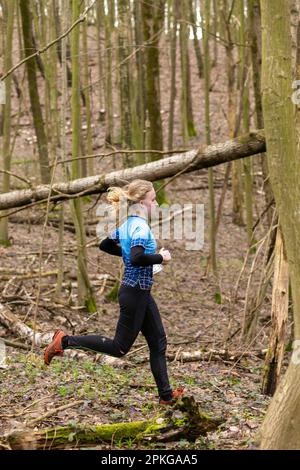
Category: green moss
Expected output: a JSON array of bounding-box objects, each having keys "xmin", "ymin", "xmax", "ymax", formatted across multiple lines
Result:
[
  {"xmin": 0, "ymin": 238, "xmax": 12, "ymax": 247},
  {"xmin": 153, "ymin": 180, "xmax": 168, "ymax": 206},
  {"xmin": 85, "ymin": 296, "xmax": 97, "ymax": 313},
  {"xmin": 38, "ymin": 419, "xmax": 160, "ymax": 446},
  {"xmin": 188, "ymin": 121, "xmax": 197, "ymax": 137},
  {"xmin": 106, "ymin": 280, "xmax": 119, "ymax": 302}
]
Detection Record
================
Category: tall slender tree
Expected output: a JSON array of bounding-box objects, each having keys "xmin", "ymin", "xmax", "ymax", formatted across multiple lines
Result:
[
  {"xmin": 189, "ymin": 0, "xmax": 204, "ymax": 79},
  {"xmin": 141, "ymin": 0, "xmax": 167, "ymax": 204},
  {"xmin": 259, "ymin": 0, "xmax": 300, "ymax": 449},
  {"xmin": 118, "ymin": 0, "xmax": 132, "ymax": 162},
  {"xmin": 55, "ymin": 0, "xmax": 69, "ymax": 299},
  {"xmin": 70, "ymin": 0, "xmax": 97, "ymax": 313},
  {"xmin": 202, "ymin": 0, "xmax": 217, "ymax": 275},
  {"xmin": 239, "ymin": 0, "xmax": 253, "ymax": 246},
  {"xmin": 0, "ymin": 0, "xmax": 15, "ymax": 246},
  {"xmin": 168, "ymin": 0, "xmax": 179, "ymax": 150},
  {"xmin": 100, "ymin": 0, "xmax": 114, "ymax": 146},
  {"xmin": 19, "ymin": 0, "xmax": 50, "ymax": 184},
  {"xmin": 133, "ymin": 0, "xmax": 146, "ymax": 154},
  {"xmin": 179, "ymin": 0, "xmax": 196, "ymax": 144},
  {"xmin": 82, "ymin": 16, "xmax": 93, "ymax": 175},
  {"xmin": 221, "ymin": 0, "xmax": 244, "ymax": 226},
  {"xmin": 248, "ymin": 0, "xmax": 273, "ymax": 226}
]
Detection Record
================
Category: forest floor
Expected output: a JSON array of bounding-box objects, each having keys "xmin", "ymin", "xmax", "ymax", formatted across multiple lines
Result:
[
  {"xmin": 0, "ymin": 184, "xmax": 274, "ymax": 450},
  {"xmin": 0, "ymin": 33, "xmax": 289, "ymax": 450}
]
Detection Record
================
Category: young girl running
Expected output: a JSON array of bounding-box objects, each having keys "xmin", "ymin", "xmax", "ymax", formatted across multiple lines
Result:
[{"xmin": 44, "ymin": 179, "xmax": 184, "ymax": 405}]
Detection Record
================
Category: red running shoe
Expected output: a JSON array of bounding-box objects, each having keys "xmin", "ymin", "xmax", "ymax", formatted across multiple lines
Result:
[
  {"xmin": 159, "ymin": 387, "xmax": 185, "ymax": 405},
  {"xmin": 44, "ymin": 329, "xmax": 67, "ymax": 365}
]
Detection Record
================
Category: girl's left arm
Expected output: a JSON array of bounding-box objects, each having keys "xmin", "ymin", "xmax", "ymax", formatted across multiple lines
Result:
[{"xmin": 99, "ymin": 237, "xmax": 122, "ymax": 257}]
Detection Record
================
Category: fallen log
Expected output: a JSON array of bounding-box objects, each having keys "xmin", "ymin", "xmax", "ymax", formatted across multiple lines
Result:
[
  {"xmin": 0, "ymin": 303, "xmax": 53, "ymax": 347},
  {"xmin": 132, "ymin": 348, "xmax": 267, "ymax": 365},
  {"xmin": 0, "ymin": 303, "xmax": 88, "ymax": 357},
  {"xmin": 0, "ymin": 269, "xmax": 67, "ymax": 281},
  {"xmin": 1, "ymin": 338, "xmax": 30, "ymax": 350},
  {"xmin": 166, "ymin": 348, "xmax": 267, "ymax": 362},
  {"xmin": 0, "ymin": 131, "xmax": 265, "ymax": 211},
  {"xmin": 3, "ymin": 396, "xmax": 223, "ymax": 449},
  {"xmin": 0, "ymin": 303, "xmax": 123, "ymax": 364}
]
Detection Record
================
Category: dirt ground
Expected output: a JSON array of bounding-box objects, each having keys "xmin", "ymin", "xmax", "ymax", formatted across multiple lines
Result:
[{"xmin": 0, "ymin": 30, "xmax": 286, "ymax": 450}]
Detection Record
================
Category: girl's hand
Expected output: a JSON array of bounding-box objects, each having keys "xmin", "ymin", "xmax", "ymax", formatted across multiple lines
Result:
[{"xmin": 159, "ymin": 247, "xmax": 171, "ymax": 263}]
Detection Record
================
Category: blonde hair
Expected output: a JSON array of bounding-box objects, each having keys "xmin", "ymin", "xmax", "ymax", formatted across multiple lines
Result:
[
  {"xmin": 107, "ymin": 179, "xmax": 154, "ymax": 224},
  {"xmin": 107, "ymin": 179, "xmax": 153, "ymax": 207}
]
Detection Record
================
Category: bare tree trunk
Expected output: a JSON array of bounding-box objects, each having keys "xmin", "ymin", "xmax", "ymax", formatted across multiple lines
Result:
[
  {"xmin": 168, "ymin": 0, "xmax": 178, "ymax": 150},
  {"xmin": 262, "ymin": 228, "xmax": 289, "ymax": 396},
  {"xmin": 239, "ymin": 0, "xmax": 253, "ymax": 246},
  {"xmin": 82, "ymin": 15, "xmax": 93, "ymax": 175},
  {"xmin": 133, "ymin": 0, "xmax": 146, "ymax": 155},
  {"xmin": 259, "ymin": 0, "xmax": 300, "ymax": 449},
  {"xmin": 248, "ymin": 0, "xmax": 273, "ymax": 226},
  {"xmin": 142, "ymin": 0, "xmax": 165, "ymax": 153},
  {"xmin": 0, "ymin": 0, "xmax": 15, "ymax": 246},
  {"xmin": 55, "ymin": 0, "xmax": 69, "ymax": 299},
  {"xmin": 19, "ymin": 0, "xmax": 50, "ymax": 184},
  {"xmin": 70, "ymin": 0, "xmax": 97, "ymax": 313},
  {"xmin": 100, "ymin": 0, "xmax": 114, "ymax": 146},
  {"xmin": 179, "ymin": 0, "xmax": 196, "ymax": 144},
  {"xmin": 141, "ymin": 0, "xmax": 167, "ymax": 204},
  {"xmin": 96, "ymin": 0, "xmax": 104, "ymax": 114},
  {"xmin": 221, "ymin": 0, "xmax": 244, "ymax": 226},
  {"xmin": 212, "ymin": 0, "xmax": 219, "ymax": 67},
  {"xmin": 290, "ymin": 0, "xmax": 299, "ymax": 70},
  {"xmin": 189, "ymin": 0, "xmax": 204, "ymax": 78},
  {"xmin": 118, "ymin": 0, "xmax": 132, "ymax": 161},
  {"xmin": 202, "ymin": 0, "xmax": 217, "ymax": 276}
]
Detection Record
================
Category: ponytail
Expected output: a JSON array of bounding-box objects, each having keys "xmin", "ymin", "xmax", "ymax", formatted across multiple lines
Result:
[{"xmin": 106, "ymin": 179, "xmax": 153, "ymax": 225}]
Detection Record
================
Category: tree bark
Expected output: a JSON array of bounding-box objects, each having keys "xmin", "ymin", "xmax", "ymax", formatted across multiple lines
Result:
[
  {"xmin": 141, "ymin": 0, "xmax": 167, "ymax": 204},
  {"xmin": 259, "ymin": 0, "xmax": 300, "ymax": 449},
  {"xmin": 179, "ymin": 0, "xmax": 196, "ymax": 143},
  {"xmin": 142, "ymin": 0, "xmax": 165, "ymax": 154},
  {"xmin": 204, "ymin": 0, "xmax": 217, "ymax": 276},
  {"xmin": 0, "ymin": 302, "xmax": 53, "ymax": 347},
  {"xmin": 189, "ymin": 0, "xmax": 204, "ymax": 78},
  {"xmin": 133, "ymin": 0, "xmax": 146, "ymax": 154},
  {"xmin": 168, "ymin": 0, "xmax": 178, "ymax": 150},
  {"xmin": 262, "ymin": 228, "xmax": 289, "ymax": 396},
  {"xmin": 4, "ymin": 396, "xmax": 222, "ymax": 449},
  {"xmin": 70, "ymin": 0, "xmax": 96, "ymax": 313},
  {"xmin": 118, "ymin": 0, "xmax": 133, "ymax": 157},
  {"xmin": 248, "ymin": 0, "xmax": 273, "ymax": 226},
  {"xmin": 19, "ymin": 0, "xmax": 50, "ymax": 184},
  {"xmin": 0, "ymin": 0, "xmax": 15, "ymax": 246},
  {"xmin": 0, "ymin": 131, "xmax": 266, "ymax": 211}
]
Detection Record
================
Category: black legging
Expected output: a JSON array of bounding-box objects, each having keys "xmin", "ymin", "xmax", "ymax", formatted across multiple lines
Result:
[{"xmin": 62, "ymin": 284, "xmax": 173, "ymax": 401}]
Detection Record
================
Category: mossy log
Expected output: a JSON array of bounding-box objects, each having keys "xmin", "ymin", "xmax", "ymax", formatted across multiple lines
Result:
[{"xmin": 4, "ymin": 397, "xmax": 223, "ymax": 449}]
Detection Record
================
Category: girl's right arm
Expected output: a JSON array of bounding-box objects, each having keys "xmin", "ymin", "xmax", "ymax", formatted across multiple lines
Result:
[{"xmin": 130, "ymin": 245, "xmax": 163, "ymax": 266}]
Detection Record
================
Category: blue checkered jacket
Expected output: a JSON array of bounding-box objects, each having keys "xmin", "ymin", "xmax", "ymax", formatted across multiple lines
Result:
[{"xmin": 109, "ymin": 215, "xmax": 160, "ymax": 290}]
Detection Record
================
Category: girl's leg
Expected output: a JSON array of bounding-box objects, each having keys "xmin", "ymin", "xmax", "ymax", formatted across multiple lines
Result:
[
  {"xmin": 141, "ymin": 293, "xmax": 173, "ymax": 401},
  {"xmin": 63, "ymin": 285, "xmax": 150, "ymax": 357}
]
